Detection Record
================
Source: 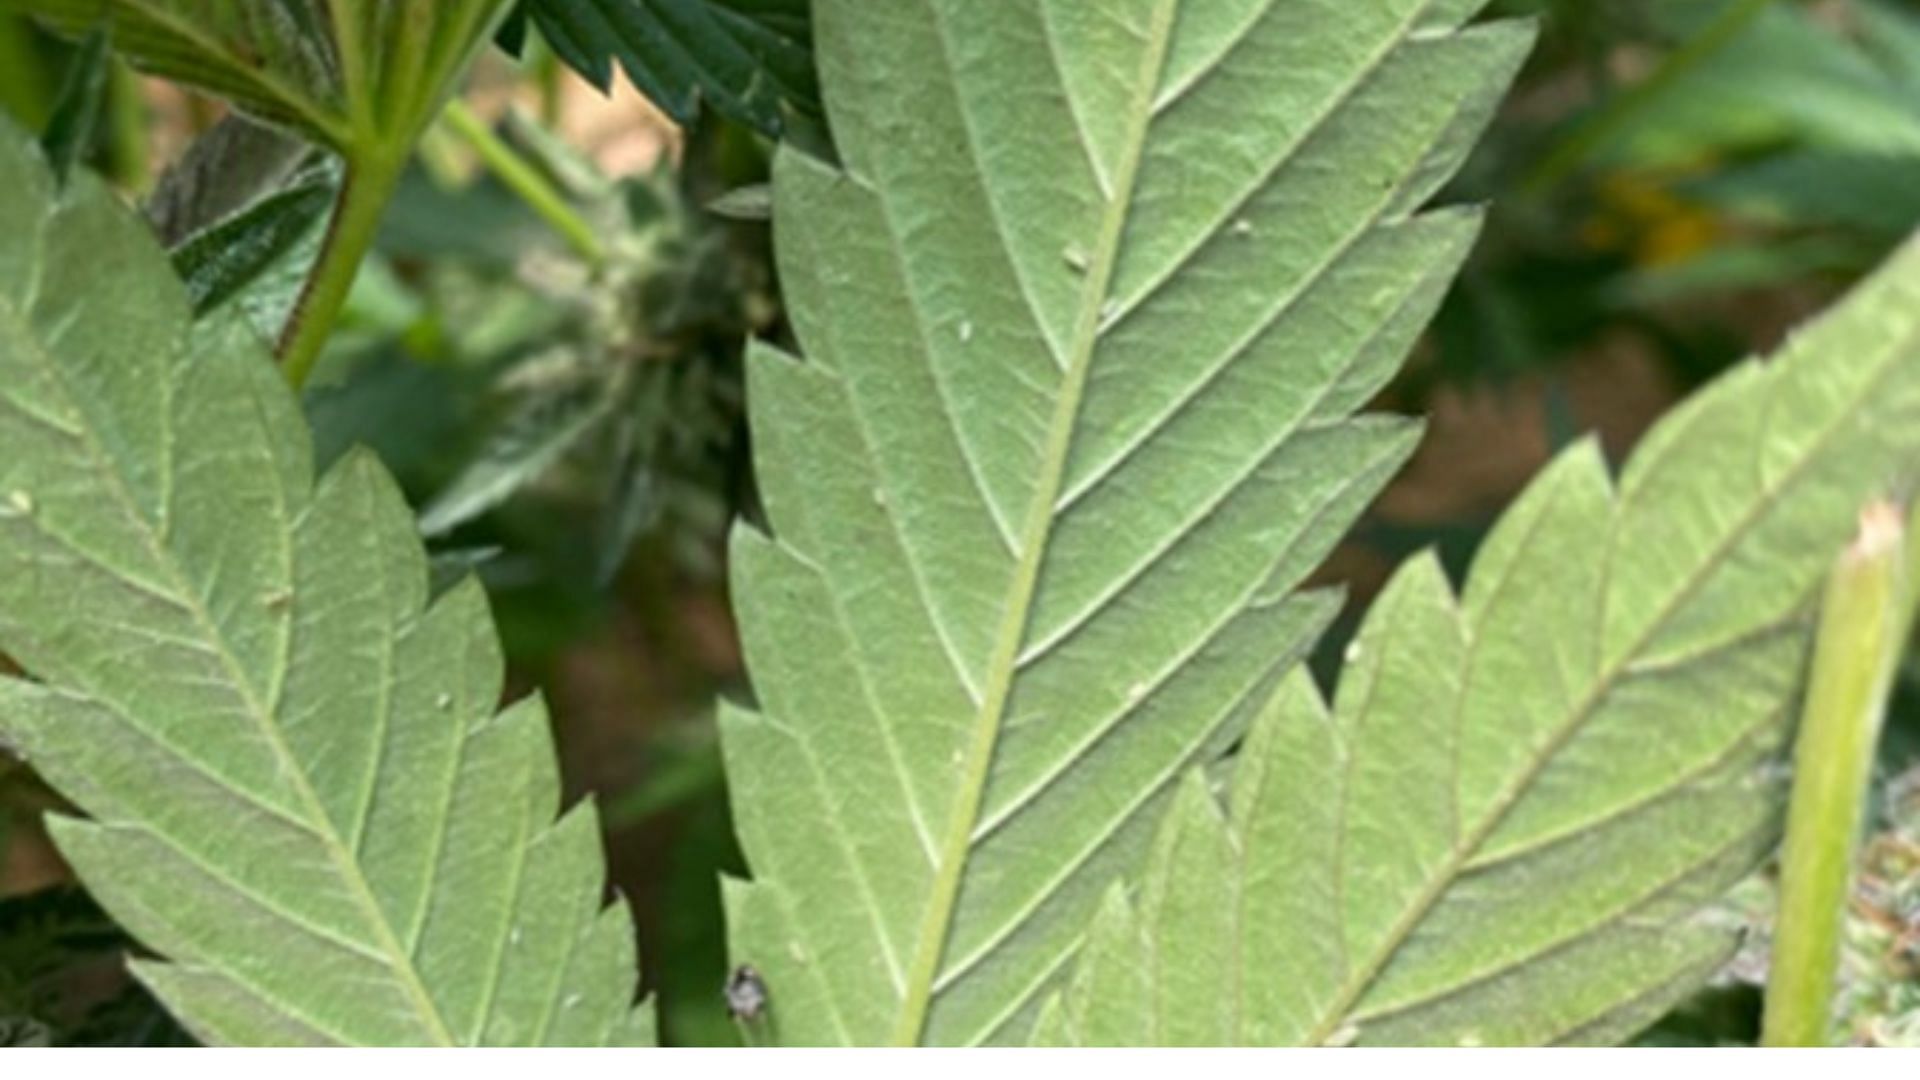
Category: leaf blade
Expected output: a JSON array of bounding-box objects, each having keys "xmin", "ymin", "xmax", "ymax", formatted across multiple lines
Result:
[
  {"xmin": 522, "ymin": 0, "xmax": 819, "ymax": 136},
  {"xmin": 0, "ymin": 123, "xmax": 651, "ymax": 1047},
  {"xmin": 0, "ymin": 0, "xmax": 351, "ymax": 144},
  {"xmin": 1043, "ymin": 233, "xmax": 1920, "ymax": 1046},
  {"xmin": 8, "ymin": 1, "xmax": 516, "ymax": 152},
  {"xmin": 725, "ymin": 0, "xmax": 1531, "ymax": 1045}
]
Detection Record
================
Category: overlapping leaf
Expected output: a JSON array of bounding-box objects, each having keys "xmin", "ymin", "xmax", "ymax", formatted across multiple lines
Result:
[
  {"xmin": 3, "ymin": 0, "xmax": 511, "ymax": 150},
  {"xmin": 1, "ymin": 0, "xmax": 348, "ymax": 142},
  {"xmin": 152, "ymin": 117, "xmax": 338, "ymax": 337},
  {"xmin": 1035, "ymin": 235, "xmax": 1920, "ymax": 1046},
  {"xmin": 723, "ymin": 0, "xmax": 1532, "ymax": 1046},
  {"xmin": 517, "ymin": 0, "xmax": 818, "ymax": 136},
  {"xmin": 0, "ymin": 124, "xmax": 652, "ymax": 1046}
]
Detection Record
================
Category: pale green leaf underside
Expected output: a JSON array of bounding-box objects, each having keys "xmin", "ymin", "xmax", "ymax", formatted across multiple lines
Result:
[
  {"xmin": 1038, "ymin": 235, "xmax": 1920, "ymax": 1046},
  {"xmin": 724, "ymin": 0, "xmax": 1531, "ymax": 1046},
  {"xmin": 0, "ymin": 124, "xmax": 652, "ymax": 1047}
]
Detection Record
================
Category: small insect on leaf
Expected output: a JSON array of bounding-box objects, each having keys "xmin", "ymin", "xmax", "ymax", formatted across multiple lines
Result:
[{"xmin": 724, "ymin": 964, "xmax": 769, "ymax": 1023}]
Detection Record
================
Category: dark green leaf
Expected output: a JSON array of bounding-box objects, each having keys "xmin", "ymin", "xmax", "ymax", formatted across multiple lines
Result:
[
  {"xmin": 7, "ymin": 0, "xmax": 516, "ymax": 154},
  {"xmin": 147, "ymin": 116, "xmax": 317, "ymax": 247},
  {"xmin": 170, "ymin": 169, "xmax": 335, "ymax": 328},
  {"xmin": 1, "ymin": 0, "xmax": 351, "ymax": 144},
  {"xmin": 37, "ymin": 26, "xmax": 105, "ymax": 182},
  {"xmin": 521, "ymin": 0, "xmax": 819, "ymax": 137},
  {"xmin": 419, "ymin": 368, "xmax": 616, "ymax": 538}
]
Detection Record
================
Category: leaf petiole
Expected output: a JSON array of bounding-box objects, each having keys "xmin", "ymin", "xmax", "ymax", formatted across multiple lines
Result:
[
  {"xmin": 439, "ymin": 99, "xmax": 607, "ymax": 268},
  {"xmin": 1762, "ymin": 500, "xmax": 1920, "ymax": 1046},
  {"xmin": 275, "ymin": 150, "xmax": 405, "ymax": 389}
]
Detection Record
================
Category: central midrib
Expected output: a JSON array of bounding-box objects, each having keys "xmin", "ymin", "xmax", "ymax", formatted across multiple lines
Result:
[{"xmin": 886, "ymin": 0, "xmax": 1184, "ymax": 1047}]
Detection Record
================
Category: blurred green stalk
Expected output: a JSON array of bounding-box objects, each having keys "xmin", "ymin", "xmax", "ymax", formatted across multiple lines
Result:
[
  {"xmin": 440, "ymin": 98, "xmax": 607, "ymax": 268},
  {"xmin": 279, "ymin": 153, "xmax": 409, "ymax": 389},
  {"xmin": 1762, "ymin": 500, "xmax": 1920, "ymax": 1047},
  {"xmin": 0, "ymin": 15, "xmax": 52, "ymax": 130},
  {"xmin": 106, "ymin": 61, "xmax": 150, "ymax": 193},
  {"xmin": 1525, "ymin": 0, "xmax": 1774, "ymax": 194}
]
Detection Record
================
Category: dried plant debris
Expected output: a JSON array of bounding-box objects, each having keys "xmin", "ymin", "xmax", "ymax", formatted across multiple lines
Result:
[{"xmin": 1716, "ymin": 766, "xmax": 1920, "ymax": 1046}]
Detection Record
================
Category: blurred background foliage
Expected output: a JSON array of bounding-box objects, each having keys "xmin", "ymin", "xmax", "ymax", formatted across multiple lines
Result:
[{"xmin": 0, "ymin": 0, "xmax": 1916, "ymax": 1047}]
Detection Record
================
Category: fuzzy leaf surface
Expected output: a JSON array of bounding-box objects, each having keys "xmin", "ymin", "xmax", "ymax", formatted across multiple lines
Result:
[
  {"xmin": 724, "ymin": 0, "xmax": 1531, "ymax": 1046},
  {"xmin": 0, "ymin": 124, "xmax": 652, "ymax": 1047},
  {"xmin": 1037, "ymin": 236, "xmax": 1920, "ymax": 1047}
]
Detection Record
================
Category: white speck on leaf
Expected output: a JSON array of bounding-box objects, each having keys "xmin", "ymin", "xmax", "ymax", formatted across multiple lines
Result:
[
  {"xmin": 6, "ymin": 490, "xmax": 32, "ymax": 515},
  {"xmin": 435, "ymin": 693, "xmax": 454, "ymax": 710}
]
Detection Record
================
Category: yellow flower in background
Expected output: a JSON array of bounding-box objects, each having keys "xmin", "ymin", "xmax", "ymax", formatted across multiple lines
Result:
[{"xmin": 1584, "ymin": 172, "xmax": 1725, "ymax": 266}]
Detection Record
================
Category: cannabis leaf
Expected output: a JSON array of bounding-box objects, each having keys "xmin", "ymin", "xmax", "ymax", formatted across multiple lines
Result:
[
  {"xmin": 168, "ymin": 170, "xmax": 334, "ymax": 333},
  {"xmin": 147, "ymin": 116, "xmax": 317, "ymax": 249},
  {"xmin": 419, "ymin": 369, "xmax": 614, "ymax": 539},
  {"xmin": 515, "ymin": 0, "xmax": 819, "ymax": 137},
  {"xmin": 3, "ymin": 0, "xmax": 510, "ymax": 151},
  {"xmin": 0, "ymin": 123, "xmax": 652, "ymax": 1046},
  {"xmin": 2, "ymin": 0, "xmax": 348, "ymax": 142},
  {"xmin": 1034, "ymin": 236, "xmax": 1920, "ymax": 1046},
  {"xmin": 724, "ymin": 0, "xmax": 1531, "ymax": 1046}
]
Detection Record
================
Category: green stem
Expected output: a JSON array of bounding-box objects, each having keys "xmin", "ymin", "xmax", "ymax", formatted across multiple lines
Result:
[
  {"xmin": 106, "ymin": 61, "xmax": 149, "ymax": 194},
  {"xmin": 534, "ymin": 44, "xmax": 562, "ymax": 128},
  {"xmin": 1523, "ymin": 0, "xmax": 1775, "ymax": 194},
  {"xmin": 440, "ymin": 99, "xmax": 606, "ymax": 267},
  {"xmin": 1761, "ymin": 501, "xmax": 1920, "ymax": 1047},
  {"xmin": 276, "ymin": 153, "xmax": 407, "ymax": 389}
]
